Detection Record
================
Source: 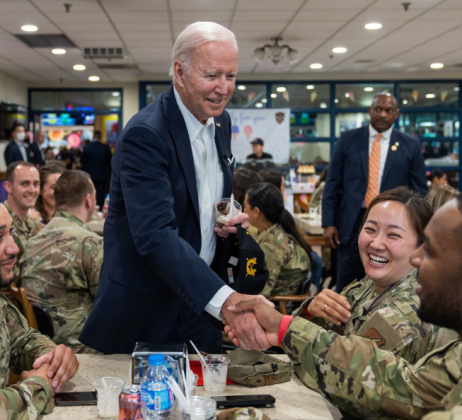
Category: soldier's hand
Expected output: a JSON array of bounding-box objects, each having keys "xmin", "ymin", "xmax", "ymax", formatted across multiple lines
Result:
[
  {"xmin": 33, "ymin": 345, "xmax": 79, "ymax": 392},
  {"xmin": 308, "ymin": 289, "xmax": 351, "ymax": 326},
  {"xmin": 214, "ymin": 212, "xmax": 249, "ymax": 238},
  {"xmin": 225, "ymin": 298, "xmax": 283, "ymax": 347},
  {"xmin": 21, "ymin": 363, "xmax": 53, "ymax": 389},
  {"xmin": 323, "ymin": 226, "xmax": 340, "ymax": 249}
]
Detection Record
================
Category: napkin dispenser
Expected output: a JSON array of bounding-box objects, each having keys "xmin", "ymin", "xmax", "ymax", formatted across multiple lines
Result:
[{"xmin": 131, "ymin": 342, "xmax": 188, "ymax": 385}]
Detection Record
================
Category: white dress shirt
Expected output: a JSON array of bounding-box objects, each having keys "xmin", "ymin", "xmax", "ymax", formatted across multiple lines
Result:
[
  {"xmin": 368, "ymin": 124, "xmax": 392, "ymax": 192},
  {"xmin": 15, "ymin": 141, "xmax": 28, "ymax": 161},
  {"xmin": 174, "ymin": 88, "xmax": 234, "ymax": 319}
]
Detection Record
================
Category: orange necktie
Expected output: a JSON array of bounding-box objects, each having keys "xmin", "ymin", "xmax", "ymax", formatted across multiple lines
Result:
[{"xmin": 365, "ymin": 133, "xmax": 381, "ymax": 207}]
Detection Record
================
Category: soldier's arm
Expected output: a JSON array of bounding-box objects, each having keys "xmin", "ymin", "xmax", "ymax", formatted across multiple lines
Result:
[
  {"xmin": 82, "ymin": 235, "xmax": 104, "ymax": 299},
  {"xmin": 282, "ymin": 317, "xmax": 461, "ymax": 419},
  {"xmin": 259, "ymin": 241, "xmax": 284, "ymax": 297}
]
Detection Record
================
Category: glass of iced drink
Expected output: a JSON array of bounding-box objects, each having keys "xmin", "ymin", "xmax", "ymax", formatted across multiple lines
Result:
[
  {"xmin": 93, "ymin": 377, "xmax": 125, "ymax": 419},
  {"xmin": 178, "ymin": 396, "xmax": 217, "ymax": 420},
  {"xmin": 214, "ymin": 198, "xmax": 241, "ymax": 227},
  {"xmin": 201, "ymin": 355, "xmax": 230, "ymax": 395}
]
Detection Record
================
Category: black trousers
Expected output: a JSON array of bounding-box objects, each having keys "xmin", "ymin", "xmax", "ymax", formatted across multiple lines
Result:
[
  {"xmin": 94, "ymin": 180, "xmax": 109, "ymax": 209},
  {"xmin": 335, "ymin": 209, "xmax": 366, "ymax": 293}
]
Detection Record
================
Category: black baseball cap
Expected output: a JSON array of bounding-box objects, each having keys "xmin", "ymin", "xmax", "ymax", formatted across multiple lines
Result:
[{"xmin": 250, "ymin": 138, "xmax": 264, "ymax": 146}]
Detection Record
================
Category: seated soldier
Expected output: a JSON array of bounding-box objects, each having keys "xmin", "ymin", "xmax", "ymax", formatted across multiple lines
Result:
[
  {"xmin": 224, "ymin": 196, "xmax": 462, "ymax": 420},
  {"xmin": 4, "ymin": 161, "xmax": 42, "ymax": 281},
  {"xmin": 21, "ymin": 170, "xmax": 103, "ymax": 353},
  {"xmin": 0, "ymin": 202, "xmax": 78, "ymax": 419}
]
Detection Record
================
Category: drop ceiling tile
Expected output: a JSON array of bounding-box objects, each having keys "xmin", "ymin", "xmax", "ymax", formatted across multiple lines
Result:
[
  {"xmin": 237, "ymin": 0, "xmax": 304, "ymax": 10},
  {"xmin": 56, "ymin": 22, "xmax": 114, "ymax": 32},
  {"xmin": 294, "ymin": 10, "xmax": 360, "ymax": 21},
  {"xmin": 233, "ymin": 10, "xmax": 294, "ymax": 21},
  {"xmin": 115, "ymin": 22, "xmax": 171, "ymax": 32},
  {"xmin": 170, "ymin": 0, "xmax": 235, "ymax": 11},
  {"xmin": 0, "ymin": 0, "xmax": 36, "ymax": 13},
  {"xmin": 304, "ymin": 0, "xmax": 374, "ymax": 10},
  {"xmin": 45, "ymin": 11, "xmax": 110, "ymax": 24},
  {"xmin": 120, "ymin": 32, "xmax": 173, "ymax": 41},
  {"xmin": 231, "ymin": 21, "xmax": 286, "ymax": 32},
  {"xmin": 100, "ymin": 0, "xmax": 166, "ymax": 11},
  {"xmin": 2, "ymin": 22, "xmax": 61, "ymax": 34},
  {"xmin": 108, "ymin": 11, "xmax": 168, "ymax": 22},
  {"xmin": 33, "ymin": 0, "xmax": 103, "ymax": 12},
  {"xmin": 172, "ymin": 10, "xmax": 233, "ymax": 21}
]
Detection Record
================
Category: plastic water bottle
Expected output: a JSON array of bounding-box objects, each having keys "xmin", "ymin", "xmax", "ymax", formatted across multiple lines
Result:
[
  {"xmin": 102, "ymin": 194, "xmax": 110, "ymax": 219},
  {"xmin": 141, "ymin": 355, "xmax": 173, "ymax": 420}
]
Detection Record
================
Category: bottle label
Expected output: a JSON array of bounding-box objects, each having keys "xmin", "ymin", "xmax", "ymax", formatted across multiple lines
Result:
[{"xmin": 141, "ymin": 385, "xmax": 172, "ymax": 411}]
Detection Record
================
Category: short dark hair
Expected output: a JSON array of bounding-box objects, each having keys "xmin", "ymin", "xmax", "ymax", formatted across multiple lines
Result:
[
  {"xmin": 35, "ymin": 163, "xmax": 67, "ymax": 223},
  {"xmin": 428, "ymin": 169, "xmax": 445, "ymax": 182},
  {"xmin": 54, "ymin": 170, "xmax": 94, "ymax": 209},
  {"xmin": 12, "ymin": 123, "xmax": 26, "ymax": 132},
  {"xmin": 93, "ymin": 130, "xmax": 102, "ymax": 139},
  {"xmin": 259, "ymin": 169, "xmax": 284, "ymax": 191},
  {"xmin": 364, "ymin": 186, "xmax": 433, "ymax": 246},
  {"xmin": 5, "ymin": 161, "xmax": 36, "ymax": 183},
  {"xmin": 232, "ymin": 167, "xmax": 263, "ymax": 207}
]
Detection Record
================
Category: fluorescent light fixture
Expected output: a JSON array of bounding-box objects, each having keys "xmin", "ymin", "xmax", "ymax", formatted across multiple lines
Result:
[
  {"xmin": 88, "ymin": 76, "xmax": 100, "ymax": 82},
  {"xmin": 276, "ymin": 86, "xmax": 286, "ymax": 92},
  {"xmin": 73, "ymin": 64, "xmax": 86, "ymax": 71},
  {"xmin": 402, "ymin": 99, "xmax": 408, "ymax": 105},
  {"xmin": 345, "ymin": 93, "xmax": 350, "ymax": 98},
  {"xmin": 332, "ymin": 47, "xmax": 347, "ymax": 54},
  {"xmin": 320, "ymin": 103, "xmax": 327, "ymax": 108},
  {"xmin": 52, "ymin": 48, "xmax": 66, "ymax": 55},
  {"xmin": 306, "ymin": 85, "xmax": 315, "ymax": 90},
  {"xmin": 364, "ymin": 87, "xmax": 374, "ymax": 92},
  {"xmin": 255, "ymin": 103, "xmax": 263, "ymax": 108},
  {"xmin": 112, "ymin": 92, "xmax": 120, "ymax": 97},
  {"xmin": 271, "ymin": 93, "xmax": 277, "ymax": 98},
  {"xmin": 261, "ymin": 98, "xmax": 268, "ymax": 103},
  {"xmin": 21, "ymin": 25, "xmax": 38, "ymax": 32},
  {"xmin": 430, "ymin": 62, "xmax": 444, "ymax": 69},
  {"xmin": 310, "ymin": 63, "xmax": 323, "ymax": 69},
  {"xmin": 365, "ymin": 23, "xmax": 382, "ymax": 30},
  {"xmin": 425, "ymin": 93, "xmax": 436, "ymax": 99},
  {"xmin": 237, "ymin": 85, "xmax": 246, "ymax": 90}
]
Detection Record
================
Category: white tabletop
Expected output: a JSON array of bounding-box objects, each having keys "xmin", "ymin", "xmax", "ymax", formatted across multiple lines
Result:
[{"xmin": 40, "ymin": 354, "xmax": 336, "ymax": 420}]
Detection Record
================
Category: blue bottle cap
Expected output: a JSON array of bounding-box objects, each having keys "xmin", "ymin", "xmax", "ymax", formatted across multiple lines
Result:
[{"xmin": 148, "ymin": 354, "xmax": 165, "ymax": 366}]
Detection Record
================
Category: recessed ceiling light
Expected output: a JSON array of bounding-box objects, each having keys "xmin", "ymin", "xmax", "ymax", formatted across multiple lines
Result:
[
  {"xmin": 364, "ymin": 87, "xmax": 374, "ymax": 92},
  {"xmin": 255, "ymin": 103, "xmax": 263, "ymax": 108},
  {"xmin": 332, "ymin": 47, "xmax": 347, "ymax": 54},
  {"xmin": 426, "ymin": 93, "xmax": 436, "ymax": 99},
  {"xmin": 112, "ymin": 92, "xmax": 120, "ymax": 97},
  {"xmin": 402, "ymin": 99, "xmax": 408, "ymax": 105},
  {"xmin": 345, "ymin": 93, "xmax": 350, "ymax": 98},
  {"xmin": 276, "ymin": 86, "xmax": 286, "ymax": 92},
  {"xmin": 334, "ymin": 99, "xmax": 339, "ymax": 103},
  {"xmin": 21, "ymin": 25, "xmax": 38, "ymax": 32},
  {"xmin": 306, "ymin": 85, "xmax": 315, "ymax": 90},
  {"xmin": 430, "ymin": 62, "xmax": 444, "ymax": 69},
  {"xmin": 455, "ymin": 87, "xmax": 460, "ymax": 92},
  {"xmin": 271, "ymin": 93, "xmax": 277, "ymax": 98},
  {"xmin": 365, "ymin": 23, "xmax": 382, "ymax": 30},
  {"xmin": 88, "ymin": 76, "xmax": 100, "ymax": 82},
  {"xmin": 261, "ymin": 98, "xmax": 268, "ymax": 103},
  {"xmin": 73, "ymin": 64, "xmax": 86, "ymax": 71},
  {"xmin": 310, "ymin": 63, "xmax": 323, "ymax": 69},
  {"xmin": 237, "ymin": 85, "xmax": 246, "ymax": 90},
  {"xmin": 52, "ymin": 48, "xmax": 66, "ymax": 55},
  {"xmin": 320, "ymin": 103, "xmax": 327, "ymax": 108}
]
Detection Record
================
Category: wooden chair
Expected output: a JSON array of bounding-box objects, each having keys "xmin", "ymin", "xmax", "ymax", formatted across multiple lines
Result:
[
  {"xmin": 268, "ymin": 291, "xmax": 311, "ymax": 315},
  {"xmin": 2, "ymin": 284, "xmax": 39, "ymax": 385}
]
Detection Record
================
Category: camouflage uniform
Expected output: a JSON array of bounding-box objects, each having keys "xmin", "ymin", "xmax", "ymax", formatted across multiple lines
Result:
[
  {"xmin": 281, "ymin": 316, "xmax": 461, "ymax": 419},
  {"xmin": 20, "ymin": 210, "xmax": 103, "ymax": 353},
  {"xmin": 0, "ymin": 292, "xmax": 55, "ymax": 419},
  {"xmin": 217, "ymin": 408, "xmax": 271, "ymax": 420},
  {"xmin": 255, "ymin": 224, "xmax": 310, "ymax": 297},
  {"xmin": 309, "ymin": 181, "xmax": 325, "ymax": 210},
  {"xmin": 423, "ymin": 377, "xmax": 462, "ymax": 420},
  {"xmin": 295, "ymin": 269, "xmax": 436, "ymax": 364},
  {"xmin": 4, "ymin": 201, "xmax": 42, "ymax": 286}
]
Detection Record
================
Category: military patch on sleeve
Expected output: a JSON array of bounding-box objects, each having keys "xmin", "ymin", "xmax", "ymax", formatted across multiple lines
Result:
[
  {"xmin": 356, "ymin": 311, "xmax": 404, "ymax": 351},
  {"xmin": 362, "ymin": 328, "xmax": 386, "ymax": 347}
]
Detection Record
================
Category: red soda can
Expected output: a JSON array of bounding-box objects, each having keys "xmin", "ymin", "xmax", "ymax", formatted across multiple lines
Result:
[{"xmin": 119, "ymin": 385, "xmax": 143, "ymax": 420}]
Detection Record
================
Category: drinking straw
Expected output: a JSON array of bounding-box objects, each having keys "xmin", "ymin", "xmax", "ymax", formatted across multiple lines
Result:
[
  {"xmin": 189, "ymin": 340, "xmax": 207, "ymax": 365},
  {"xmin": 167, "ymin": 376, "xmax": 189, "ymax": 408},
  {"xmin": 228, "ymin": 194, "xmax": 235, "ymax": 219},
  {"xmin": 181, "ymin": 369, "xmax": 190, "ymax": 404}
]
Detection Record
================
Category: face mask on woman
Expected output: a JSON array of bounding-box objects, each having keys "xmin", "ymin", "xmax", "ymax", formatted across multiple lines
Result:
[{"xmin": 15, "ymin": 132, "xmax": 26, "ymax": 142}]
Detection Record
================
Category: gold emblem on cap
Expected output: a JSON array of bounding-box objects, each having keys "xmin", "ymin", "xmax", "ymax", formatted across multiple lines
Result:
[{"xmin": 246, "ymin": 257, "xmax": 257, "ymax": 277}]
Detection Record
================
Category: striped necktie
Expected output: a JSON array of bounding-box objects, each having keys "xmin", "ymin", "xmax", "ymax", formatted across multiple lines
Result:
[{"xmin": 365, "ymin": 133, "xmax": 381, "ymax": 207}]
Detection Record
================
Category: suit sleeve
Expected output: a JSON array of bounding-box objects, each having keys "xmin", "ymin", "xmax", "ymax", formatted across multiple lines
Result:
[
  {"xmin": 409, "ymin": 139, "xmax": 428, "ymax": 197},
  {"xmin": 119, "ymin": 124, "xmax": 225, "ymax": 314},
  {"xmin": 4, "ymin": 145, "xmax": 14, "ymax": 167},
  {"xmin": 282, "ymin": 317, "xmax": 460, "ymax": 419},
  {"xmin": 322, "ymin": 135, "xmax": 346, "ymax": 228}
]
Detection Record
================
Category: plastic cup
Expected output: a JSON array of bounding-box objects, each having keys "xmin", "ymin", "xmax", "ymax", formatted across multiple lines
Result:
[
  {"xmin": 178, "ymin": 396, "xmax": 217, "ymax": 420},
  {"xmin": 201, "ymin": 355, "xmax": 229, "ymax": 395},
  {"xmin": 190, "ymin": 373, "xmax": 199, "ymax": 396},
  {"xmin": 214, "ymin": 198, "xmax": 241, "ymax": 227},
  {"xmin": 93, "ymin": 376, "xmax": 125, "ymax": 418}
]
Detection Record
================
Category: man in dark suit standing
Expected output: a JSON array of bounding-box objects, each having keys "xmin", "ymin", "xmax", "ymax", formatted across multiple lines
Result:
[
  {"xmin": 80, "ymin": 22, "xmax": 271, "ymax": 354},
  {"xmin": 322, "ymin": 93, "xmax": 428, "ymax": 292},
  {"xmin": 4, "ymin": 124, "xmax": 34, "ymax": 166},
  {"xmin": 81, "ymin": 130, "xmax": 112, "ymax": 208},
  {"xmin": 29, "ymin": 131, "xmax": 45, "ymax": 167}
]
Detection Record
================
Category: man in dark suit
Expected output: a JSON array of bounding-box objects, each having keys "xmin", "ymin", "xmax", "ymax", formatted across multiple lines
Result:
[
  {"xmin": 81, "ymin": 130, "xmax": 112, "ymax": 208},
  {"xmin": 80, "ymin": 22, "xmax": 270, "ymax": 354},
  {"xmin": 323, "ymin": 93, "xmax": 428, "ymax": 292},
  {"xmin": 29, "ymin": 131, "xmax": 45, "ymax": 167},
  {"xmin": 4, "ymin": 124, "xmax": 34, "ymax": 166}
]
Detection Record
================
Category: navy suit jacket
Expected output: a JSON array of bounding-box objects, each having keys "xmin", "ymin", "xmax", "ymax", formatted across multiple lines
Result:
[
  {"xmin": 81, "ymin": 141, "xmax": 112, "ymax": 182},
  {"xmin": 322, "ymin": 126, "xmax": 428, "ymax": 244},
  {"xmin": 4, "ymin": 142, "xmax": 34, "ymax": 166},
  {"xmin": 80, "ymin": 86, "xmax": 234, "ymax": 353},
  {"xmin": 29, "ymin": 142, "xmax": 44, "ymax": 166}
]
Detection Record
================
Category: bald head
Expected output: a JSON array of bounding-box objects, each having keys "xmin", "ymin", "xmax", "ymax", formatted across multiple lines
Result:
[{"xmin": 369, "ymin": 93, "xmax": 399, "ymax": 133}]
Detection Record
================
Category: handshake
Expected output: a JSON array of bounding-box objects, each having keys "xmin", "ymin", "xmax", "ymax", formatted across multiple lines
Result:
[{"xmin": 222, "ymin": 292, "xmax": 285, "ymax": 350}]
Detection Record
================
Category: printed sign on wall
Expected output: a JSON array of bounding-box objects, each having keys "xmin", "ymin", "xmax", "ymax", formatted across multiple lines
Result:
[{"xmin": 227, "ymin": 108, "xmax": 290, "ymax": 164}]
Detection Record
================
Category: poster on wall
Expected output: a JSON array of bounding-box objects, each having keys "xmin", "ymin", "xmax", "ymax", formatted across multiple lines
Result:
[{"xmin": 227, "ymin": 108, "xmax": 290, "ymax": 164}]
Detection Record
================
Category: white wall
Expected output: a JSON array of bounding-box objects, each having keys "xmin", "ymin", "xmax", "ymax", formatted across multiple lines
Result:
[{"xmin": 0, "ymin": 71, "xmax": 28, "ymax": 106}]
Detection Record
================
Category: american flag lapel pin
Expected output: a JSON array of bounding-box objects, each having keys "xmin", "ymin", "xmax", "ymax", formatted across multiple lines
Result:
[{"xmin": 216, "ymin": 122, "xmax": 221, "ymax": 127}]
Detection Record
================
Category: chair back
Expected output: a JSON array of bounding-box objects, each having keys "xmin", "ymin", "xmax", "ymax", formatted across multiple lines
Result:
[
  {"xmin": 32, "ymin": 305, "xmax": 54, "ymax": 339},
  {"xmin": 2, "ymin": 284, "xmax": 38, "ymax": 330}
]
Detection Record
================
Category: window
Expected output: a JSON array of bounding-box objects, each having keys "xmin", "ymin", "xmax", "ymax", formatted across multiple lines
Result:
[
  {"xmin": 271, "ymin": 84, "xmax": 329, "ymax": 108},
  {"xmin": 290, "ymin": 112, "xmax": 330, "ymax": 138},
  {"xmin": 399, "ymin": 112, "xmax": 459, "ymax": 139},
  {"xmin": 290, "ymin": 142, "xmax": 330, "ymax": 167},
  {"xmin": 400, "ymin": 83, "xmax": 459, "ymax": 108},
  {"xmin": 335, "ymin": 83, "xmax": 394, "ymax": 108},
  {"xmin": 422, "ymin": 141, "xmax": 459, "ymax": 167},
  {"xmin": 227, "ymin": 84, "xmax": 267, "ymax": 109},
  {"xmin": 145, "ymin": 84, "xmax": 171, "ymax": 107},
  {"xmin": 335, "ymin": 113, "xmax": 369, "ymax": 137}
]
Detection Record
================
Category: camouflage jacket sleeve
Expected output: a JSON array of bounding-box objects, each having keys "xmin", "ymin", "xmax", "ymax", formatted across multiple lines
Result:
[
  {"xmin": 81, "ymin": 235, "xmax": 104, "ymax": 299},
  {"xmin": 422, "ymin": 406, "xmax": 462, "ymax": 420},
  {"xmin": 259, "ymin": 241, "xmax": 285, "ymax": 297},
  {"xmin": 281, "ymin": 317, "xmax": 461, "ymax": 419}
]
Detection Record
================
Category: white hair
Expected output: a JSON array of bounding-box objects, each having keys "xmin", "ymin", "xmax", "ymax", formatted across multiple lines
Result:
[{"xmin": 169, "ymin": 21, "xmax": 238, "ymax": 79}]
